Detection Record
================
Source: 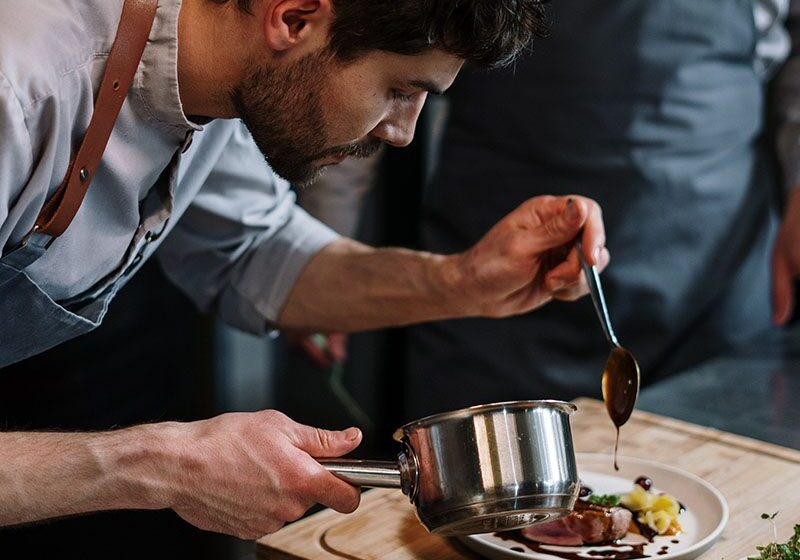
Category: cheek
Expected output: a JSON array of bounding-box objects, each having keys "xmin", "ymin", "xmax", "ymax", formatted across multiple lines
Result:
[{"xmin": 322, "ymin": 82, "xmax": 388, "ymax": 143}]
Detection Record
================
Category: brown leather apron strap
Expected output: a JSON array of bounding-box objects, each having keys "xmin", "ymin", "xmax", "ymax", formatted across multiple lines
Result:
[{"xmin": 33, "ymin": 0, "xmax": 159, "ymax": 239}]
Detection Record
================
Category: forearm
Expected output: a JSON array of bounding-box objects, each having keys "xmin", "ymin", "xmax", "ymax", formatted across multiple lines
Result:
[
  {"xmin": 0, "ymin": 424, "xmax": 176, "ymax": 527},
  {"xmin": 277, "ymin": 238, "xmax": 471, "ymax": 332},
  {"xmin": 276, "ymin": 196, "xmax": 609, "ymax": 332}
]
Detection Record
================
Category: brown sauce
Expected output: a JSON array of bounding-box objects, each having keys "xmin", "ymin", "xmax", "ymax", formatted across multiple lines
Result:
[
  {"xmin": 494, "ymin": 532, "xmax": 655, "ymax": 560},
  {"xmin": 602, "ymin": 348, "xmax": 640, "ymax": 471}
]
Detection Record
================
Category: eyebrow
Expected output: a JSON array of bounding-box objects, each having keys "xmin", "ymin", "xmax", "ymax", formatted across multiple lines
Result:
[{"xmin": 405, "ymin": 79, "xmax": 445, "ymax": 96}]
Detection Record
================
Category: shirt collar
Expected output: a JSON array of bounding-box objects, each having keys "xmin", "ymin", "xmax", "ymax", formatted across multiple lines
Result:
[{"xmin": 134, "ymin": 0, "xmax": 203, "ymax": 139}]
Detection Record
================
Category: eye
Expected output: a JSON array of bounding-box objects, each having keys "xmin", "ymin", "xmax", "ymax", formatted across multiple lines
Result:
[{"xmin": 391, "ymin": 89, "xmax": 415, "ymax": 102}]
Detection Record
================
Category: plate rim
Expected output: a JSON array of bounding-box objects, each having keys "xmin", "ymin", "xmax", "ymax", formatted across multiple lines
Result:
[{"xmin": 459, "ymin": 453, "xmax": 730, "ymax": 560}]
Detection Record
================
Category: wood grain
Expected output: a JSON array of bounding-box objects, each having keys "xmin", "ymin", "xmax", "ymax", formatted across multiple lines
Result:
[{"xmin": 257, "ymin": 398, "xmax": 800, "ymax": 559}]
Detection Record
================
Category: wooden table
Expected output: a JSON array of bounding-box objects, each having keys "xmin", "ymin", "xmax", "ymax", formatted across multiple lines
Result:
[{"xmin": 257, "ymin": 398, "xmax": 800, "ymax": 559}]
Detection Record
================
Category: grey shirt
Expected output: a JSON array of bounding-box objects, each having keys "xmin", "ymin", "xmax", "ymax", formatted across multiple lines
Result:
[{"xmin": 0, "ymin": 0, "xmax": 339, "ymax": 334}]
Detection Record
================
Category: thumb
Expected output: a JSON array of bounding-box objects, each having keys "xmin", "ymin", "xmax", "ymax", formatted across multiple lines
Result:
[
  {"xmin": 772, "ymin": 246, "xmax": 794, "ymax": 325},
  {"xmin": 531, "ymin": 198, "xmax": 586, "ymax": 253},
  {"xmin": 292, "ymin": 424, "xmax": 362, "ymax": 458}
]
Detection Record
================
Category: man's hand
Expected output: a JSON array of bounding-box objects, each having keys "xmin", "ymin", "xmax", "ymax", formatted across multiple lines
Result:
[
  {"xmin": 0, "ymin": 412, "xmax": 362, "ymax": 540},
  {"xmin": 278, "ymin": 195, "xmax": 608, "ymax": 332},
  {"xmin": 166, "ymin": 411, "xmax": 361, "ymax": 539},
  {"xmin": 450, "ymin": 195, "xmax": 609, "ymax": 317},
  {"xmin": 772, "ymin": 188, "xmax": 800, "ymax": 325}
]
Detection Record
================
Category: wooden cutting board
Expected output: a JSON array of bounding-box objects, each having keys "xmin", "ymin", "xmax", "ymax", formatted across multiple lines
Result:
[{"xmin": 257, "ymin": 398, "xmax": 800, "ymax": 559}]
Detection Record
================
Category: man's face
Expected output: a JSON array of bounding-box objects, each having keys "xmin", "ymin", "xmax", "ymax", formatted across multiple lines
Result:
[{"xmin": 231, "ymin": 48, "xmax": 463, "ymax": 186}]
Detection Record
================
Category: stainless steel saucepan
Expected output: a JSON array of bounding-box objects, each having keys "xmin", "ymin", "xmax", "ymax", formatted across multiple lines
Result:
[{"xmin": 320, "ymin": 400, "xmax": 579, "ymax": 536}]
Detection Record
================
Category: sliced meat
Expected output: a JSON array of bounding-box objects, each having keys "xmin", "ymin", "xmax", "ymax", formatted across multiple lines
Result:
[
  {"xmin": 519, "ymin": 519, "xmax": 584, "ymax": 546},
  {"xmin": 521, "ymin": 500, "xmax": 632, "ymax": 546}
]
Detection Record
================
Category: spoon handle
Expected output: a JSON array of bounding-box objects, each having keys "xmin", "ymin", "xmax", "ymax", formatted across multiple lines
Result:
[{"xmin": 576, "ymin": 240, "xmax": 620, "ymax": 347}]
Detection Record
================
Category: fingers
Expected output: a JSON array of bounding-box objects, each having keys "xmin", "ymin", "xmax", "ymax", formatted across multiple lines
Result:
[
  {"xmin": 287, "ymin": 421, "xmax": 363, "ymax": 513},
  {"xmin": 577, "ymin": 197, "xmax": 606, "ymax": 266},
  {"xmin": 303, "ymin": 463, "xmax": 363, "ymax": 514},
  {"xmin": 300, "ymin": 336, "xmax": 334, "ymax": 368},
  {"xmin": 521, "ymin": 195, "xmax": 605, "ymax": 264},
  {"xmin": 326, "ymin": 333, "xmax": 349, "ymax": 362},
  {"xmin": 286, "ymin": 333, "xmax": 347, "ymax": 369},
  {"xmin": 527, "ymin": 197, "xmax": 587, "ymax": 254},
  {"xmin": 548, "ymin": 247, "xmax": 611, "ymax": 301},
  {"xmin": 772, "ymin": 246, "xmax": 794, "ymax": 326},
  {"xmin": 290, "ymin": 423, "xmax": 362, "ymax": 458}
]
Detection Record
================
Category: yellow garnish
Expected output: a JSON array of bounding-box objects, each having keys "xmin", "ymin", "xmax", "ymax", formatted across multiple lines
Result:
[{"xmin": 622, "ymin": 484, "xmax": 683, "ymax": 536}]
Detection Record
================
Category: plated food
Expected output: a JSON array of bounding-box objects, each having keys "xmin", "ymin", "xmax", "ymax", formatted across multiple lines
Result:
[
  {"xmin": 459, "ymin": 454, "xmax": 728, "ymax": 560},
  {"xmin": 520, "ymin": 475, "xmax": 682, "ymax": 549}
]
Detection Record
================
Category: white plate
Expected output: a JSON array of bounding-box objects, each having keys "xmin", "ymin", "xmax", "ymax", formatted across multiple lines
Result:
[{"xmin": 459, "ymin": 453, "xmax": 729, "ymax": 560}]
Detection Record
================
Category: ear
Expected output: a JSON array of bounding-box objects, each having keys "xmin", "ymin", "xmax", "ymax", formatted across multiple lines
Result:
[{"xmin": 263, "ymin": 0, "xmax": 333, "ymax": 52}]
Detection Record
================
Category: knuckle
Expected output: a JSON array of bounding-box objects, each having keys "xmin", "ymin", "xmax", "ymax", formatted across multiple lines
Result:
[
  {"xmin": 544, "ymin": 216, "xmax": 568, "ymax": 237},
  {"xmin": 505, "ymin": 233, "xmax": 530, "ymax": 259},
  {"xmin": 313, "ymin": 427, "xmax": 332, "ymax": 449},
  {"xmin": 292, "ymin": 464, "xmax": 323, "ymax": 495},
  {"xmin": 235, "ymin": 527, "xmax": 259, "ymax": 540},
  {"xmin": 261, "ymin": 409, "xmax": 288, "ymax": 423},
  {"xmin": 260, "ymin": 520, "xmax": 285, "ymax": 536},
  {"xmin": 284, "ymin": 502, "xmax": 310, "ymax": 522}
]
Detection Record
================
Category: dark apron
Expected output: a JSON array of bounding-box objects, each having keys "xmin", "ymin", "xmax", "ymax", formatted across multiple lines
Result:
[{"xmin": 406, "ymin": 0, "xmax": 779, "ymax": 419}]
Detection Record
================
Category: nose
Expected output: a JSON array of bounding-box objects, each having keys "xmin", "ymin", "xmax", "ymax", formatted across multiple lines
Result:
[{"xmin": 371, "ymin": 93, "xmax": 427, "ymax": 147}]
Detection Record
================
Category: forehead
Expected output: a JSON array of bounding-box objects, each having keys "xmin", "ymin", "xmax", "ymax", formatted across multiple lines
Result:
[{"xmin": 344, "ymin": 49, "xmax": 464, "ymax": 92}]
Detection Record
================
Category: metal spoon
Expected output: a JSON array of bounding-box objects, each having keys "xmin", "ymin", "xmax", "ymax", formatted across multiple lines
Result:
[{"xmin": 576, "ymin": 240, "xmax": 640, "ymax": 467}]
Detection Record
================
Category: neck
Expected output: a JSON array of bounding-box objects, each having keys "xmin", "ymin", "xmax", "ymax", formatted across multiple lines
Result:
[{"xmin": 177, "ymin": 0, "xmax": 258, "ymax": 118}]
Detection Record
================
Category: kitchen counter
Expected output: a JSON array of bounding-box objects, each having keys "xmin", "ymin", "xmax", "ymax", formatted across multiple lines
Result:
[{"xmin": 638, "ymin": 325, "xmax": 800, "ymax": 450}]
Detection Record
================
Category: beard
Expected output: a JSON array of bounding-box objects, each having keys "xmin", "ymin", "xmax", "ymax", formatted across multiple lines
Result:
[{"xmin": 231, "ymin": 48, "xmax": 382, "ymax": 187}]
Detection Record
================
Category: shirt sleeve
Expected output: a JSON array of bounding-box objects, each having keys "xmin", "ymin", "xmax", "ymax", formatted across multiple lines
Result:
[
  {"xmin": 774, "ymin": 0, "xmax": 800, "ymax": 191},
  {"xmin": 157, "ymin": 121, "xmax": 340, "ymax": 334},
  {"xmin": 0, "ymin": 71, "xmax": 33, "ymax": 244}
]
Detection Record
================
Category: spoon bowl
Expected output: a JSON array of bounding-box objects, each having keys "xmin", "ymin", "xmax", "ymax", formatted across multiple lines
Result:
[
  {"xmin": 575, "ymin": 240, "xmax": 641, "ymax": 434},
  {"xmin": 601, "ymin": 346, "xmax": 641, "ymax": 428}
]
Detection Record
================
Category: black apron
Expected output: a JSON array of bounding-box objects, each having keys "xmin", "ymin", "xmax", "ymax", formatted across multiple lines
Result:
[{"xmin": 406, "ymin": 0, "xmax": 779, "ymax": 419}]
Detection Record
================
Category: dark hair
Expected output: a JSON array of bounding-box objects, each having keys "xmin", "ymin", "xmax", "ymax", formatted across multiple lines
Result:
[{"xmin": 212, "ymin": 0, "xmax": 549, "ymax": 68}]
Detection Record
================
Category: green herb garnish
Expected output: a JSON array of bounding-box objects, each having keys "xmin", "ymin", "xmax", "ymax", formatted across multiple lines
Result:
[
  {"xmin": 588, "ymin": 494, "xmax": 621, "ymax": 507},
  {"xmin": 747, "ymin": 522, "xmax": 800, "ymax": 560}
]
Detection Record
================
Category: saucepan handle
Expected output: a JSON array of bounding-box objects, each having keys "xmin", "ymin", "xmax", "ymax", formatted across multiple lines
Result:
[{"xmin": 319, "ymin": 459, "xmax": 403, "ymax": 488}]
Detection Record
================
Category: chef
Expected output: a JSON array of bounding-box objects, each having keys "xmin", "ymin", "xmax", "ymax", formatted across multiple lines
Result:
[{"xmin": 0, "ymin": 0, "xmax": 608, "ymax": 540}]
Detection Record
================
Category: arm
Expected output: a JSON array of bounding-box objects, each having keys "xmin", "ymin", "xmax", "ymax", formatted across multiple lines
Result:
[
  {"xmin": 0, "ymin": 413, "xmax": 362, "ymax": 538},
  {"xmin": 159, "ymin": 123, "xmax": 607, "ymax": 334},
  {"xmin": 157, "ymin": 121, "xmax": 341, "ymax": 334},
  {"xmin": 287, "ymin": 151, "xmax": 384, "ymax": 366},
  {"xmin": 278, "ymin": 195, "xmax": 608, "ymax": 331},
  {"xmin": 0, "ymin": 427, "xmax": 166, "ymax": 526}
]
